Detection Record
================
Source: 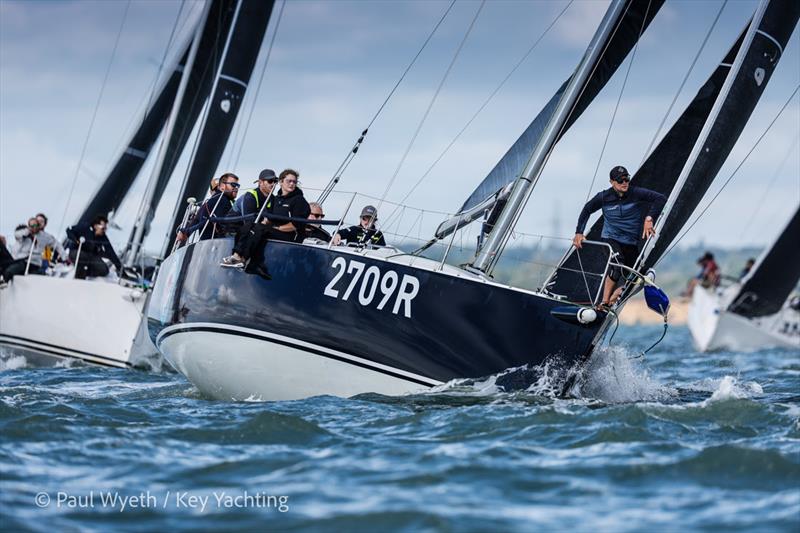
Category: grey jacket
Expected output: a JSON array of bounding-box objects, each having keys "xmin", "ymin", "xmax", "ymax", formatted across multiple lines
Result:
[{"xmin": 13, "ymin": 228, "xmax": 66, "ymax": 266}]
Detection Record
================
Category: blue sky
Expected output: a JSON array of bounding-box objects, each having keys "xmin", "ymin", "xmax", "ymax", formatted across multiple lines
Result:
[{"xmin": 1, "ymin": 0, "xmax": 798, "ymax": 257}]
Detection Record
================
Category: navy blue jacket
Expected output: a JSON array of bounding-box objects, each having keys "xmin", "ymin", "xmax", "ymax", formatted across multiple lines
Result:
[
  {"xmin": 194, "ymin": 192, "xmax": 236, "ymax": 240},
  {"xmin": 576, "ymin": 187, "xmax": 667, "ymax": 245}
]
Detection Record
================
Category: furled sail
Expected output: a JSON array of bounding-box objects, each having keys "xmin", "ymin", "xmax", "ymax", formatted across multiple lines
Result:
[
  {"xmin": 548, "ymin": 0, "xmax": 799, "ymax": 302},
  {"xmin": 162, "ymin": 0, "xmax": 275, "ymax": 248},
  {"xmin": 728, "ymin": 205, "xmax": 800, "ymax": 318},
  {"xmin": 77, "ymin": 40, "xmax": 191, "ymax": 225},
  {"xmin": 458, "ymin": 0, "xmax": 663, "ymax": 216}
]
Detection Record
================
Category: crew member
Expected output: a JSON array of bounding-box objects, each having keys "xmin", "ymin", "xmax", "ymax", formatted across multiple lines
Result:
[
  {"xmin": 179, "ymin": 172, "xmax": 240, "ymax": 241},
  {"xmin": 232, "ymin": 169, "xmax": 277, "ymax": 217},
  {"xmin": 573, "ymin": 165, "xmax": 666, "ymax": 307},
  {"xmin": 304, "ymin": 202, "xmax": 331, "ymax": 242},
  {"xmin": 332, "ymin": 205, "xmax": 386, "ymax": 247},
  {"xmin": 219, "ymin": 169, "xmax": 309, "ymax": 278},
  {"xmin": 739, "ymin": 257, "xmax": 756, "ymax": 280},
  {"xmin": 66, "ymin": 214, "xmax": 122, "ymax": 279}
]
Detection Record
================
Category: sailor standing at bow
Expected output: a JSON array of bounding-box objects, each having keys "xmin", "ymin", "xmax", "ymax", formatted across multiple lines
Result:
[{"xmin": 573, "ymin": 165, "xmax": 666, "ymax": 307}]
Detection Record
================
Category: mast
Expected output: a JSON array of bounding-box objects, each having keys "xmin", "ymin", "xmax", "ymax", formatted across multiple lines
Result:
[
  {"xmin": 76, "ymin": 37, "xmax": 192, "ymax": 225},
  {"xmin": 728, "ymin": 205, "xmax": 800, "ymax": 318},
  {"xmin": 641, "ymin": 0, "xmax": 799, "ymax": 269},
  {"xmin": 161, "ymin": 0, "xmax": 275, "ymax": 254},
  {"xmin": 124, "ymin": 1, "xmax": 214, "ymax": 267},
  {"xmin": 470, "ymin": 0, "xmax": 630, "ymax": 273}
]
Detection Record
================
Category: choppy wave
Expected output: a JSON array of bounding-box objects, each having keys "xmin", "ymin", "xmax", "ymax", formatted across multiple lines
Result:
[{"xmin": 1, "ymin": 326, "xmax": 798, "ymax": 531}]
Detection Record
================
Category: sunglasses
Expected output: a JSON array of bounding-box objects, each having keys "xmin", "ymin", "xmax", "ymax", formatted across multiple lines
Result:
[
  {"xmin": 283, "ymin": 179, "xmax": 298, "ymax": 184},
  {"xmin": 311, "ymin": 212, "xmax": 325, "ymax": 218},
  {"xmin": 29, "ymin": 223, "xmax": 41, "ymax": 228},
  {"xmin": 222, "ymin": 182, "xmax": 240, "ymax": 188},
  {"xmin": 611, "ymin": 176, "xmax": 631, "ymax": 184}
]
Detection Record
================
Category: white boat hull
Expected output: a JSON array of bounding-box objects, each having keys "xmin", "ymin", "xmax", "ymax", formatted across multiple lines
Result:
[
  {"xmin": 157, "ymin": 323, "xmax": 434, "ymax": 401},
  {"xmin": 688, "ymin": 286, "xmax": 800, "ymax": 352},
  {"xmin": 0, "ymin": 275, "xmax": 157, "ymax": 368}
]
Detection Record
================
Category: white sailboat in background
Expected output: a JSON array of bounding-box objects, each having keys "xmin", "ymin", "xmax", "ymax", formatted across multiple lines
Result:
[
  {"xmin": 689, "ymin": 205, "xmax": 800, "ymax": 352},
  {"xmin": 0, "ymin": 0, "xmax": 275, "ymax": 368}
]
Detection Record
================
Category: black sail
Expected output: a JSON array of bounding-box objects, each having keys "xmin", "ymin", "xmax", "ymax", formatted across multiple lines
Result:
[
  {"xmin": 644, "ymin": 0, "xmax": 799, "ymax": 269},
  {"xmin": 144, "ymin": 0, "xmax": 239, "ymax": 225},
  {"xmin": 459, "ymin": 0, "xmax": 664, "ymax": 213},
  {"xmin": 163, "ymin": 0, "xmax": 275, "ymax": 246},
  {"xmin": 548, "ymin": 29, "xmax": 747, "ymax": 301},
  {"xmin": 728, "ymin": 206, "xmax": 800, "ymax": 318},
  {"xmin": 76, "ymin": 43, "xmax": 191, "ymax": 224},
  {"xmin": 549, "ymin": 0, "xmax": 799, "ymax": 301}
]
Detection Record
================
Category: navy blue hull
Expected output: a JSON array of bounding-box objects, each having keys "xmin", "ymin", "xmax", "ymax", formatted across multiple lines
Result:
[{"xmin": 148, "ymin": 239, "xmax": 604, "ymax": 385}]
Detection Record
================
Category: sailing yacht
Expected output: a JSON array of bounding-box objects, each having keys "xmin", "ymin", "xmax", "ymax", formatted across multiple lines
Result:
[
  {"xmin": 0, "ymin": 0, "xmax": 274, "ymax": 368},
  {"xmin": 688, "ymin": 206, "xmax": 800, "ymax": 352},
  {"xmin": 147, "ymin": 0, "xmax": 798, "ymax": 400}
]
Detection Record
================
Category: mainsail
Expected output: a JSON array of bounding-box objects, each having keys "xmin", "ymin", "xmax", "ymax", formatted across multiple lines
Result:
[
  {"xmin": 162, "ymin": 0, "xmax": 275, "ymax": 249},
  {"xmin": 728, "ymin": 205, "xmax": 800, "ymax": 318},
  {"xmin": 452, "ymin": 0, "xmax": 663, "ymax": 223}
]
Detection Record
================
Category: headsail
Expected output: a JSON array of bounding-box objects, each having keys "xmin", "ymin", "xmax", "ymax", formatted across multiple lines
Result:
[
  {"xmin": 457, "ymin": 0, "xmax": 663, "ymax": 218},
  {"xmin": 728, "ymin": 205, "xmax": 800, "ymax": 318}
]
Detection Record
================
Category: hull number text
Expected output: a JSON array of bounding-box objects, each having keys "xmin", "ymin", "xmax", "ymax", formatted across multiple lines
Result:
[{"xmin": 323, "ymin": 257, "xmax": 420, "ymax": 318}]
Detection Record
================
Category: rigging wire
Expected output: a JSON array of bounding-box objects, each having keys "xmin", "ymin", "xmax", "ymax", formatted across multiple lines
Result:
[
  {"xmin": 657, "ymin": 84, "xmax": 800, "ymax": 265},
  {"xmin": 58, "ymin": 0, "xmax": 131, "ymax": 234},
  {"xmin": 377, "ymin": 0, "xmax": 486, "ymax": 213},
  {"xmin": 739, "ymin": 132, "xmax": 799, "ymax": 242},
  {"xmin": 584, "ymin": 0, "xmax": 652, "ymax": 202},
  {"xmin": 317, "ymin": 0, "xmax": 457, "ymax": 204},
  {"xmin": 638, "ymin": 0, "xmax": 727, "ymax": 167},
  {"xmin": 382, "ymin": 0, "xmax": 575, "ymax": 228},
  {"xmin": 231, "ymin": 0, "xmax": 286, "ymax": 169}
]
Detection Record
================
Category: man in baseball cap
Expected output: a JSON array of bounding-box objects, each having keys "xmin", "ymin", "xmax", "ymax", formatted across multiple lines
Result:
[
  {"xmin": 332, "ymin": 204, "xmax": 386, "ymax": 247},
  {"xmin": 573, "ymin": 164, "xmax": 666, "ymax": 307},
  {"xmin": 232, "ymin": 169, "xmax": 277, "ymax": 218}
]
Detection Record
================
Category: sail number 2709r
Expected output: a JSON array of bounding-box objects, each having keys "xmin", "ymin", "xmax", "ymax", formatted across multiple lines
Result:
[{"xmin": 323, "ymin": 257, "xmax": 420, "ymax": 318}]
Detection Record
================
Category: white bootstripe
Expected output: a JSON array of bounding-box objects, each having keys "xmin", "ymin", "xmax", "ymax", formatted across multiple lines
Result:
[{"xmin": 157, "ymin": 322, "xmax": 442, "ymax": 386}]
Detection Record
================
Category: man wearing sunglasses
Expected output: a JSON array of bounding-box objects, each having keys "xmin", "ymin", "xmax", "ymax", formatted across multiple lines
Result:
[
  {"xmin": 573, "ymin": 165, "xmax": 666, "ymax": 307},
  {"xmin": 303, "ymin": 202, "xmax": 331, "ymax": 242},
  {"xmin": 179, "ymin": 172, "xmax": 240, "ymax": 241}
]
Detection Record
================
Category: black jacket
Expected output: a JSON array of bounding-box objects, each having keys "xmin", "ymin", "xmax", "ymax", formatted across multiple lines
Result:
[
  {"xmin": 268, "ymin": 188, "xmax": 310, "ymax": 241},
  {"xmin": 576, "ymin": 186, "xmax": 666, "ymax": 246},
  {"xmin": 336, "ymin": 225, "xmax": 386, "ymax": 247},
  {"xmin": 304, "ymin": 225, "xmax": 331, "ymax": 243},
  {"xmin": 66, "ymin": 223, "xmax": 122, "ymax": 269},
  {"xmin": 239, "ymin": 188, "xmax": 273, "ymax": 218}
]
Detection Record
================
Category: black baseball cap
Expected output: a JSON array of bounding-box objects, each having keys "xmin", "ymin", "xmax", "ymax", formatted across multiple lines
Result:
[
  {"xmin": 609, "ymin": 166, "xmax": 630, "ymax": 181},
  {"xmin": 256, "ymin": 169, "xmax": 278, "ymax": 183}
]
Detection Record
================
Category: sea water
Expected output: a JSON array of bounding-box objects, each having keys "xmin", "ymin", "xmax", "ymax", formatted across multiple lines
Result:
[{"xmin": 1, "ymin": 326, "xmax": 798, "ymax": 531}]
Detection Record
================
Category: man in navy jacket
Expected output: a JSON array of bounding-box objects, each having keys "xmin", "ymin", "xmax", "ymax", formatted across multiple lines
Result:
[{"xmin": 573, "ymin": 165, "xmax": 666, "ymax": 306}]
